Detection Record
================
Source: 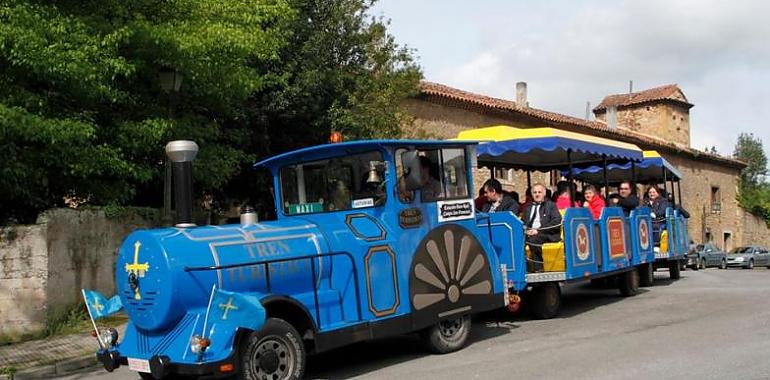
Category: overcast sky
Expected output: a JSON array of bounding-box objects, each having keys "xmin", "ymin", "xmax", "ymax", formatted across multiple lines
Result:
[{"xmin": 371, "ymin": 0, "xmax": 770, "ymax": 157}]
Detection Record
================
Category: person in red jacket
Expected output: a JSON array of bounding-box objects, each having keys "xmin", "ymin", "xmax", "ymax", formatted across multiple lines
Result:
[{"xmin": 582, "ymin": 184, "xmax": 606, "ymax": 219}]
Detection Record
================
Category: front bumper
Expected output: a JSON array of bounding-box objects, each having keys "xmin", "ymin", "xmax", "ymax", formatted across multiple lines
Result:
[
  {"xmin": 726, "ymin": 262, "xmax": 748, "ymax": 268},
  {"xmin": 97, "ymin": 350, "xmax": 238, "ymax": 379}
]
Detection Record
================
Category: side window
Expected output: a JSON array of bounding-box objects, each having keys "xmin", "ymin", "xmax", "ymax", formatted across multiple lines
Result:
[
  {"xmin": 395, "ymin": 147, "xmax": 470, "ymax": 203},
  {"xmin": 279, "ymin": 151, "xmax": 386, "ymax": 215}
]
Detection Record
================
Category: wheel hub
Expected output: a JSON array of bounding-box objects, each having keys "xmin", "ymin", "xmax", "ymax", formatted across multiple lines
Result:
[
  {"xmin": 439, "ymin": 318, "xmax": 463, "ymax": 338},
  {"xmin": 447, "ymin": 285, "xmax": 460, "ymax": 303},
  {"xmin": 254, "ymin": 338, "xmax": 292, "ymax": 379},
  {"xmin": 259, "ymin": 350, "xmax": 280, "ymax": 373}
]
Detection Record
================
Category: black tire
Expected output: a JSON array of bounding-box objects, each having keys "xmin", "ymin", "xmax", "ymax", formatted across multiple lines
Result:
[
  {"xmin": 139, "ymin": 373, "xmax": 155, "ymax": 380},
  {"xmin": 639, "ymin": 263, "xmax": 654, "ymax": 287},
  {"xmin": 668, "ymin": 260, "xmax": 681, "ymax": 280},
  {"xmin": 239, "ymin": 318, "xmax": 305, "ymax": 380},
  {"xmin": 619, "ymin": 269, "xmax": 640, "ymax": 297},
  {"xmin": 719, "ymin": 258, "xmax": 727, "ymax": 269},
  {"xmin": 530, "ymin": 282, "xmax": 561, "ymax": 319},
  {"xmin": 421, "ymin": 315, "xmax": 472, "ymax": 354},
  {"xmin": 747, "ymin": 259, "xmax": 754, "ymax": 269},
  {"xmin": 700, "ymin": 259, "xmax": 706, "ymax": 270}
]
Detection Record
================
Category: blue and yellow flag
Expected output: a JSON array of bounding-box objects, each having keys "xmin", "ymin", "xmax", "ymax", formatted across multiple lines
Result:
[
  {"xmin": 207, "ymin": 288, "xmax": 266, "ymax": 331},
  {"xmin": 82, "ymin": 289, "xmax": 123, "ymax": 320}
]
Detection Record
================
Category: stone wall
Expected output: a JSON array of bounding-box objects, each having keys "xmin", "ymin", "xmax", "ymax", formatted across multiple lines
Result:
[
  {"xmin": 738, "ymin": 209, "xmax": 770, "ymax": 248},
  {"xmin": 0, "ymin": 208, "xmax": 157, "ymax": 336},
  {"xmin": 595, "ymin": 102, "xmax": 691, "ymax": 147}
]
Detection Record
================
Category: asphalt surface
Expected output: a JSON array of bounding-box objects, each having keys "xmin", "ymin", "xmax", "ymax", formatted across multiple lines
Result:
[{"xmin": 56, "ymin": 267, "xmax": 770, "ymax": 380}]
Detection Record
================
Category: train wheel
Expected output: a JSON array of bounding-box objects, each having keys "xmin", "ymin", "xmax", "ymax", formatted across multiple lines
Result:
[
  {"xmin": 618, "ymin": 269, "xmax": 639, "ymax": 297},
  {"xmin": 668, "ymin": 260, "xmax": 681, "ymax": 280},
  {"xmin": 239, "ymin": 318, "xmax": 305, "ymax": 380},
  {"xmin": 421, "ymin": 315, "xmax": 471, "ymax": 354},
  {"xmin": 530, "ymin": 282, "xmax": 561, "ymax": 319},
  {"xmin": 639, "ymin": 263, "xmax": 654, "ymax": 287}
]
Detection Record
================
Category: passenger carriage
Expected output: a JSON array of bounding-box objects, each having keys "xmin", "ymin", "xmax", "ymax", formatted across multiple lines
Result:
[
  {"xmin": 456, "ymin": 126, "xmax": 655, "ymax": 318},
  {"xmin": 567, "ymin": 150, "xmax": 690, "ymax": 279}
]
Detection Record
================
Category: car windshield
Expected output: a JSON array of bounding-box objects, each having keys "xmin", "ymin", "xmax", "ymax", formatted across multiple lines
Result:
[{"xmin": 730, "ymin": 247, "xmax": 753, "ymax": 254}]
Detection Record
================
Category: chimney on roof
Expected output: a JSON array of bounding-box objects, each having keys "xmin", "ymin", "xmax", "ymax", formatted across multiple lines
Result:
[
  {"xmin": 607, "ymin": 106, "xmax": 617, "ymax": 129},
  {"xmin": 629, "ymin": 80, "xmax": 633, "ymax": 93},
  {"xmin": 516, "ymin": 82, "xmax": 528, "ymax": 107},
  {"xmin": 585, "ymin": 101, "xmax": 591, "ymax": 121}
]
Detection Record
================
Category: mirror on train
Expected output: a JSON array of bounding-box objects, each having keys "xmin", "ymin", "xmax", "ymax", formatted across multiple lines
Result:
[{"xmin": 401, "ymin": 150, "xmax": 423, "ymax": 191}]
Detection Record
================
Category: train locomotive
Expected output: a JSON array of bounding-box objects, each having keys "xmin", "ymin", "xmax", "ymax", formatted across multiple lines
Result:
[{"xmin": 98, "ymin": 139, "xmax": 510, "ymax": 379}]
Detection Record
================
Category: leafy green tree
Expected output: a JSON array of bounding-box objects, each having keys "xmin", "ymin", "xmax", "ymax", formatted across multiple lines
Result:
[
  {"xmin": 733, "ymin": 133, "xmax": 767, "ymax": 185},
  {"xmin": 0, "ymin": 0, "xmax": 419, "ymax": 224}
]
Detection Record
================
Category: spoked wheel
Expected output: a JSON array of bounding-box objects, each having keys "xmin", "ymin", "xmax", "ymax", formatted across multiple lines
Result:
[
  {"xmin": 421, "ymin": 315, "xmax": 471, "ymax": 354},
  {"xmin": 529, "ymin": 282, "xmax": 561, "ymax": 319},
  {"xmin": 619, "ymin": 268, "xmax": 640, "ymax": 297},
  {"xmin": 239, "ymin": 318, "xmax": 305, "ymax": 380},
  {"xmin": 639, "ymin": 263, "xmax": 654, "ymax": 287},
  {"xmin": 668, "ymin": 260, "xmax": 681, "ymax": 280}
]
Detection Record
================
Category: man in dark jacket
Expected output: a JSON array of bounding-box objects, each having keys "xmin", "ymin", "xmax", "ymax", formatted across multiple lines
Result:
[
  {"xmin": 481, "ymin": 179, "xmax": 519, "ymax": 214},
  {"xmin": 617, "ymin": 181, "xmax": 640, "ymax": 216},
  {"xmin": 522, "ymin": 183, "xmax": 562, "ymax": 272}
]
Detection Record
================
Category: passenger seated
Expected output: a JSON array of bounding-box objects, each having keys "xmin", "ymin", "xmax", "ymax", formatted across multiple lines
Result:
[
  {"xmin": 646, "ymin": 185, "xmax": 670, "ymax": 244},
  {"xmin": 617, "ymin": 181, "xmax": 640, "ymax": 216},
  {"xmin": 481, "ymin": 179, "xmax": 518, "ymax": 214},
  {"xmin": 582, "ymin": 185, "xmax": 606, "ymax": 219},
  {"xmin": 523, "ymin": 183, "xmax": 562, "ymax": 272},
  {"xmin": 328, "ymin": 180, "xmax": 351, "ymax": 211}
]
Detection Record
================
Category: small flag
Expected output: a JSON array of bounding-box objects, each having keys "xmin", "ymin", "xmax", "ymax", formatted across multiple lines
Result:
[
  {"xmin": 207, "ymin": 288, "xmax": 266, "ymax": 331},
  {"xmin": 82, "ymin": 289, "xmax": 123, "ymax": 320}
]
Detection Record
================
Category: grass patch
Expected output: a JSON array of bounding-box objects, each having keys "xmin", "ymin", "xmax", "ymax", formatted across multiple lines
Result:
[
  {"xmin": 0, "ymin": 366, "xmax": 17, "ymax": 376},
  {"xmin": 0, "ymin": 302, "xmax": 127, "ymax": 346}
]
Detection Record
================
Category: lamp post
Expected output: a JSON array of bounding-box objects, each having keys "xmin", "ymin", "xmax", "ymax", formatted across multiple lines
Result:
[{"xmin": 159, "ymin": 67, "xmax": 184, "ymax": 225}]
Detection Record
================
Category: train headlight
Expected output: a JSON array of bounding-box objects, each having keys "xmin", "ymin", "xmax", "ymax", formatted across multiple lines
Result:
[
  {"xmin": 190, "ymin": 336, "xmax": 211, "ymax": 354},
  {"xmin": 100, "ymin": 328, "xmax": 119, "ymax": 348}
]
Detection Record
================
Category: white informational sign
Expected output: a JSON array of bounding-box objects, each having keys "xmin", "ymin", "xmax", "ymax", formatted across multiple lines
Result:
[
  {"xmin": 352, "ymin": 198, "xmax": 375, "ymax": 208},
  {"xmin": 437, "ymin": 199, "xmax": 475, "ymax": 223}
]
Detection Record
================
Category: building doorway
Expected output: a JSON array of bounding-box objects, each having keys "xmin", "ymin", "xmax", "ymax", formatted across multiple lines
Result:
[{"xmin": 723, "ymin": 232, "xmax": 733, "ymax": 252}]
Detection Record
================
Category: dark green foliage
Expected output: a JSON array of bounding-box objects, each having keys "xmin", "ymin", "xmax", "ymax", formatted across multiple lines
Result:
[
  {"xmin": 734, "ymin": 133, "xmax": 770, "ymax": 224},
  {"xmin": 0, "ymin": 0, "xmax": 420, "ymax": 223}
]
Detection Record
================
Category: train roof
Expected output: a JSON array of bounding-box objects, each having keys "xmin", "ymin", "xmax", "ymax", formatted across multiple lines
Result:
[
  {"xmin": 565, "ymin": 150, "xmax": 684, "ymax": 183},
  {"xmin": 254, "ymin": 139, "xmax": 477, "ymax": 170}
]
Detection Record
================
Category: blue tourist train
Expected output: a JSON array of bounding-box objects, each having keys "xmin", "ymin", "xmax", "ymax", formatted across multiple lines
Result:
[{"xmin": 94, "ymin": 128, "xmax": 690, "ymax": 379}]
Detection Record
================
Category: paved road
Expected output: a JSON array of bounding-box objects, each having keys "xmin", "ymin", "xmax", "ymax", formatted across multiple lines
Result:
[{"xmin": 57, "ymin": 268, "xmax": 770, "ymax": 380}]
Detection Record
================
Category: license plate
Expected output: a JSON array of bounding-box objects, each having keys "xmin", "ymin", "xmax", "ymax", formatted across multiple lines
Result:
[{"xmin": 127, "ymin": 358, "xmax": 151, "ymax": 372}]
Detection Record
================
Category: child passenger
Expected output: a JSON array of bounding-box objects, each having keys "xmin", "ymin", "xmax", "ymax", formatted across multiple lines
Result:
[{"xmin": 582, "ymin": 185, "xmax": 606, "ymax": 219}]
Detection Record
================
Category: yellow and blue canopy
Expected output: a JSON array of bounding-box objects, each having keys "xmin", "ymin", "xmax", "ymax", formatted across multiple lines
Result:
[
  {"xmin": 565, "ymin": 150, "xmax": 683, "ymax": 183},
  {"xmin": 457, "ymin": 126, "xmax": 643, "ymax": 171}
]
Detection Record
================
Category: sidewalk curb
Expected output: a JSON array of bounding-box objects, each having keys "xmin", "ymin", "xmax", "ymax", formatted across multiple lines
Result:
[{"xmin": 10, "ymin": 354, "xmax": 97, "ymax": 380}]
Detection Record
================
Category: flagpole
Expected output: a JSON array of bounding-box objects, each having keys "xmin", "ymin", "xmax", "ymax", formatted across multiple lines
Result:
[
  {"xmin": 82, "ymin": 289, "xmax": 105, "ymax": 350},
  {"xmin": 202, "ymin": 284, "xmax": 216, "ymax": 339}
]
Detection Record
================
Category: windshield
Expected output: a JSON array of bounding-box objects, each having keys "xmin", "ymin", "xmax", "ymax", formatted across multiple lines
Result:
[
  {"xmin": 730, "ymin": 247, "xmax": 753, "ymax": 254},
  {"xmin": 279, "ymin": 151, "xmax": 387, "ymax": 215}
]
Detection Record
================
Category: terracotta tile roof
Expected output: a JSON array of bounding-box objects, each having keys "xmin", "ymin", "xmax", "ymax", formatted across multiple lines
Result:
[
  {"xmin": 594, "ymin": 84, "xmax": 693, "ymax": 111},
  {"xmin": 417, "ymin": 81, "xmax": 743, "ymax": 169}
]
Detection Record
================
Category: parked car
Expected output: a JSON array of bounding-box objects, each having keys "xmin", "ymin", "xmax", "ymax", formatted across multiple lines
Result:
[
  {"xmin": 726, "ymin": 246, "xmax": 770, "ymax": 269},
  {"xmin": 687, "ymin": 243, "xmax": 727, "ymax": 270}
]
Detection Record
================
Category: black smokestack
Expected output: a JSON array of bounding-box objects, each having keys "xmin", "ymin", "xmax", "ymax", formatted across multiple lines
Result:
[{"xmin": 165, "ymin": 140, "xmax": 199, "ymax": 227}]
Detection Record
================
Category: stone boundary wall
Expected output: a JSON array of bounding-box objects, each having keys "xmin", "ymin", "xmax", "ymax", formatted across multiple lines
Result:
[
  {"xmin": 738, "ymin": 209, "xmax": 770, "ymax": 248},
  {"xmin": 0, "ymin": 208, "xmax": 157, "ymax": 336}
]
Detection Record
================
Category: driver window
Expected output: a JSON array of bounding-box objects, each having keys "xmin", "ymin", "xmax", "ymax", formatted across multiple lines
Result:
[{"xmin": 395, "ymin": 147, "xmax": 469, "ymax": 203}]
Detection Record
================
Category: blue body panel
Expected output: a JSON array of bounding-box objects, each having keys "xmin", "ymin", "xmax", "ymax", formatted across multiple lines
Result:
[
  {"xmin": 597, "ymin": 207, "xmax": 632, "ymax": 272},
  {"xmin": 562, "ymin": 208, "xmax": 600, "ymax": 280},
  {"xmin": 475, "ymin": 212, "xmax": 528, "ymax": 290},
  {"xmin": 629, "ymin": 207, "xmax": 656, "ymax": 265}
]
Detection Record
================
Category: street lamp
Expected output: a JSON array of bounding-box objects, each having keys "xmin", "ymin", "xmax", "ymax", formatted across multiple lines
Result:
[{"xmin": 159, "ymin": 67, "xmax": 184, "ymax": 225}]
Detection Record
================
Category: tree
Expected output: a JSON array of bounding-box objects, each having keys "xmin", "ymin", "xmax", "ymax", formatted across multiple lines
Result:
[
  {"xmin": 733, "ymin": 133, "xmax": 768, "ymax": 186},
  {"xmin": 0, "ymin": 0, "xmax": 420, "ymax": 223}
]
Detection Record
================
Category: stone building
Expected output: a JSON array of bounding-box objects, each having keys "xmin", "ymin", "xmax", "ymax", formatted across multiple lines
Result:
[{"xmin": 402, "ymin": 81, "xmax": 770, "ymax": 250}]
